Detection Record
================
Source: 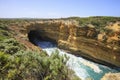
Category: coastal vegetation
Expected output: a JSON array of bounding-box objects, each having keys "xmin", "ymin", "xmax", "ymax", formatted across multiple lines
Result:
[{"xmin": 0, "ymin": 16, "xmax": 120, "ymax": 80}]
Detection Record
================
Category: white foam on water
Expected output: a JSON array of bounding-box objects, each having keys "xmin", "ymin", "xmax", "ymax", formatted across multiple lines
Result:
[
  {"xmin": 78, "ymin": 57, "xmax": 102, "ymax": 73},
  {"xmin": 66, "ymin": 54, "xmax": 90, "ymax": 80},
  {"xmin": 43, "ymin": 48, "xmax": 90, "ymax": 80},
  {"xmin": 36, "ymin": 40, "xmax": 118, "ymax": 80},
  {"xmin": 58, "ymin": 49, "xmax": 102, "ymax": 73},
  {"xmin": 43, "ymin": 48, "xmax": 57, "ymax": 56}
]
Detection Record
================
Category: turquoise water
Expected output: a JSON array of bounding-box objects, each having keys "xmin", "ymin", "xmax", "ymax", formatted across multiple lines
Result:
[{"xmin": 34, "ymin": 39, "xmax": 119, "ymax": 80}]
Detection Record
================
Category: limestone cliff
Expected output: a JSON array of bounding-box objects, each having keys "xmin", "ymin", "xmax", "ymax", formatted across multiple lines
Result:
[
  {"xmin": 8, "ymin": 20, "xmax": 120, "ymax": 67},
  {"xmin": 22, "ymin": 21, "xmax": 120, "ymax": 67}
]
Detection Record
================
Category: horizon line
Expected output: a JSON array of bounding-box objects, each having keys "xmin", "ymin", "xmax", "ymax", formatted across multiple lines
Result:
[{"xmin": 0, "ymin": 16, "xmax": 120, "ymax": 19}]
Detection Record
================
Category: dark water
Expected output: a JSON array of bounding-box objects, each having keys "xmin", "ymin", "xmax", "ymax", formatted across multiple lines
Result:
[{"xmin": 34, "ymin": 39, "xmax": 119, "ymax": 80}]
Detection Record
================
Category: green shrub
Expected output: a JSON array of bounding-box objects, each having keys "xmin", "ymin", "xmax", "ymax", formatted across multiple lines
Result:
[
  {"xmin": 0, "ymin": 52, "xmax": 11, "ymax": 80},
  {"xmin": 0, "ymin": 38, "xmax": 25, "ymax": 55},
  {"xmin": 0, "ymin": 50, "xmax": 80, "ymax": 80},
  {"xmin": 0, "ymin": 23, "xmax": 8, "ymax": 30}
]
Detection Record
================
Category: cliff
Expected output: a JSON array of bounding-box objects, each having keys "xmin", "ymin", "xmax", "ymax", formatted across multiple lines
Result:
[
  {"xmin": 2, "ymin": 18, "xmax": 119, "ymax": 67},
  {"xmin": 21, "ymin": 20, "xmax": 120, "ymax": 67}
]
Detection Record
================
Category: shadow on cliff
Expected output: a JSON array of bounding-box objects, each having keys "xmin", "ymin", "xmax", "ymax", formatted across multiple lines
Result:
[{"xmin": 28, "ymin": 30, "xmax": 56, "ymax": 49}]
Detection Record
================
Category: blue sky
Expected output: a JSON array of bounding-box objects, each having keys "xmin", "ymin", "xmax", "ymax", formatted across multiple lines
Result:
[{"xmin": 0, "ymin": 0, "xmax": 120, "ymax": 18}]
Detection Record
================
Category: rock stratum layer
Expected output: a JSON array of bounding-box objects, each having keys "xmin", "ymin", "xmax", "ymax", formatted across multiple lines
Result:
[{"xmin": 11, "ymin": 20, "xmax": 120, "ymax": 67}]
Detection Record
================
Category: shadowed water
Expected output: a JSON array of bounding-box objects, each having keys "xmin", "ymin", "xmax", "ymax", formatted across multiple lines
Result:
[{"xmin": 34, "ymin": 39, "xmax": 119, "ymax": 80}]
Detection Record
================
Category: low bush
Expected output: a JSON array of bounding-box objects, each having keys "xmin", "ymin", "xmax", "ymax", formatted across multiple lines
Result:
[
  {"xmin": 0, "ymin": 50, "xmax": 80, "ymax": 80},
  {"xmin": 0, "ymin": 38, "xmax": 25, "ymax": 55}
]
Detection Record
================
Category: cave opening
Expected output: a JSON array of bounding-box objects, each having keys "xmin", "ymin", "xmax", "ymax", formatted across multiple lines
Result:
[
  {"xmin": 28, "ymin": 30, "xmax": 57, "ymax": 46},
  {"xmin": 28, "ymin": 30, "xmax": 43, "ymax": 46}
]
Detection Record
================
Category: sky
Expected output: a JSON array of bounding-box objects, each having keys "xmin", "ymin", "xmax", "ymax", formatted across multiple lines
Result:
[{"xmin": 0, "ymin": 0, "xmax": 120, "ymax": 18}]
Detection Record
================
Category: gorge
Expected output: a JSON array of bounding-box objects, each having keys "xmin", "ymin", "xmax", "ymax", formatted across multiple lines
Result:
[
  {"xmin": 26, "ymin": 20, "xmax": 120, "ymax": 67},
  {"xmin": 29, "ymin": 36, "xmax": 119, "ymax": 80},
  {"xmin": 4, "ymin": 18, "xmax": 120, "ymax": 80}
]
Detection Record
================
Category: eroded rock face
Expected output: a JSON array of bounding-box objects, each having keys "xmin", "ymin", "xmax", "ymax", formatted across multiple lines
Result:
[
  {"xmin": 24, "ymin": 21, "xmax": 120, "ymax": 67},
  {"xmin": 101, "ymin": 73, "xmax": 120, "ymax": 80}
]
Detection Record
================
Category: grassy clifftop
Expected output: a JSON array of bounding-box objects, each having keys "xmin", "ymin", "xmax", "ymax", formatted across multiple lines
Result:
[{"xmin": 68, "ymin": 16, "xmax": 120, "ymax": 27}]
